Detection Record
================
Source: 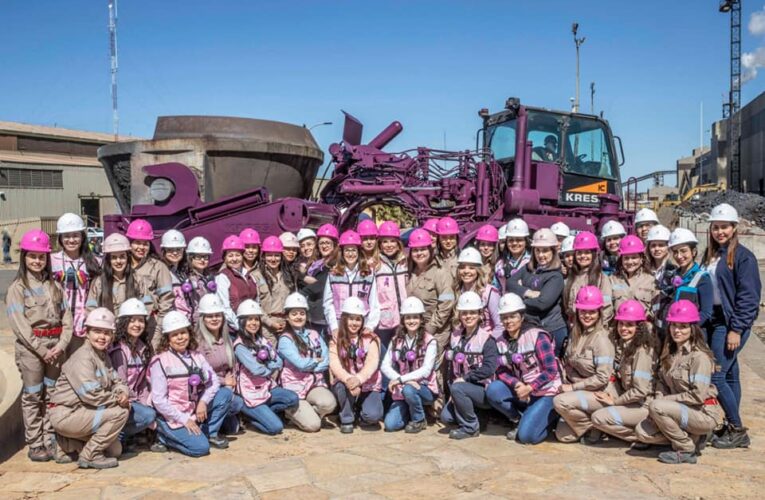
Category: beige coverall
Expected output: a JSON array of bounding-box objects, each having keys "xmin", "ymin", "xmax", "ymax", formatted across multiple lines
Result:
[
  {"xmin": 133, "ymin": 257, "xmax": 174, "ymax": 347},
  {"xmin": 49, "ymin": 342, "xmax": 129, "ymax": 462},
  {"xmin": 565, "ymin": 272, "xmax": 614, "ymax": 326},
  {"xmin": 553, "ymin": 326, "xmax": 615, "ymax": 442},
  {"xmin": 6, "ymin": 273, "xmax": 72, "ymax": 449},
  {"xmin": 609, "ymin": 270, "xmax": 658, "ymax": 316},
  {"xmin": 591, "ymin": 343, "xmax": 656, "ymax": 442},
  {"xmin": 86, "ymin": 274, "xmax": 141, "ymax": 316},
  {"xmin": 253, "ymin": 268, "xmax": 292, "ymax": 345},
  {"xmin": 635, "ymin": 345, "xmax": 724, "ymax": 452},
  {"xmin": 436, "ymin": 251, "xmax": 458, "ymax": 281}
]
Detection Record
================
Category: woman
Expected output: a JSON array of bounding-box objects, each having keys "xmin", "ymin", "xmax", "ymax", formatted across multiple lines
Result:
[
  {"xmin": 51, "ymin": 213, "xmax": 100, "ymax": 352},
  {"xmin": 280, "ymin": 232, "xmax": 301, "ymax": 284},
  {"xmin": 49, "ymin": 308, "xmax": 129, "ymax": 468},
  {"xmin": 635, "ymin": 300, "xmax": 724, "ymax": 464},
  {"xmin": 374, "ymin": 221, "xmax": 408, "ymax": 351},
  {"xmin": 239, "ymin": 228, "xmax": 261, "ymax": 274},
  {"xmin": 253, "ymin": 236, "xmax": 296, "ymax": 343},
  {"xmin": 183, "ymin": 236, "xmax": 217, "ymax": 325},
  {"xmin": 646, "ymin": 225, "xmax": 672, "ymax": 280},
  {"xmin": 300, "ymin": 224, "xmax": 338, "ymax": 336},
  {"xmin": 506, "ymin": 228, "xmax": 567, "ymax": 357},
  {"xmin": 330, "ymin": 297, "xmax": 383, "ymax": 433},
  {"xmin": 590, "ymin": 300, "xmax": 658, "ymax": 445},
  {"xmin": 150, "ymin": 311, "xmax": 232, "ymax": 457},
  {"xmin": 6, "ymin": 229, "xmax": 73, "ymax": 462},
  {"xmin": 563, "ymin": 231, "xmax": 614, "ymax": 326},
  {"xmin": 278, "ymin": 293, "xmax": 337, "ymax": 432},
  {"xmin": 559, "ymin": 235, "xmax": 575, "ymax": 279},
  {"xmin": 296, "ymin": 228, "xmax": 318, "ymax": 283},
  {"xmin": 357, "ymin": 219, "xmax": 379, "ymax": 269},
  {"xmin": 474, "ymin": 224, "xmax": 499, "ymax": 285},
  {"xmin": 553, "ymin": 286, "xmax": 615, "ymax": 443},
  {"xmin": 86, "ymin": 233, "xmax": 142, "ymax": 316},
  {"xmin": 215, "ymin": 235, "xmax": 258, "ymax": 333},
  {"xmin": 160, "ymin": 229, "xmax": 192, "ymax": 321},
  {"xmin": 323, "ymin": 230, "xmax": 380, "ymax": 336},
  {"xmin": 550, "ymin": 221, "xmax": 570, "ymax": 242},
  {"xmin": 609, "ymin": 235, "xmax": 658, "ymax": 314},
  {"xmin": 381, "ymin": 297, "xmax": 438, "ymax": 433},
  {"xmin": 486, "ymin": 293, "xmax": 561, "ymax": 444},
  {"xmin": 422, "ymin": 218, "xmax": 440, "ymax": 250},
  {"xmin": 125, "ymin": 219, "xmax": 174, "ymax": 345},
  {"xmin": 665, "ymin": 228, "xmax": 713, "ymax": 328},
  {"xmin": 109, "ymin": 298, "xmax": 155, "ymax": 449},
  {"xmin": 495, "ymin": 218, "xmax": 531, "ymax": 293},
  {"xmin": 435, "ymin": 217, "xmax": 460, "ymax": 279},
  {"xmin": 634, "ymin": 208, "xmax": 660, "ymax": 243},
  {"xmin": 497, "ymin": 224, "xmax": 507, "ymax": 256},
  {"xmin": 703, "ymin": 203, "xmax": 761, "ymax": 449},
  {"xmin": 406, "ymin": 229, "xmax": 455, "ymax": 405},
  {"xmin": 600, "ymin": 220, "xmax": 626, "ymax": 276},
  {"xmin": 233, "ymin": 300, "xmax": 299, "ymax": 435},
  {"xmin": 440, "ymin": 291, "xmax": 498, "ymax": 439},
  {"xmin": 194, "ymin": 294, "xmax": 236, "ymax": 447},
  {"xmin": 454, "ymin": 247, "xmax": 502, "ymax": 338}
]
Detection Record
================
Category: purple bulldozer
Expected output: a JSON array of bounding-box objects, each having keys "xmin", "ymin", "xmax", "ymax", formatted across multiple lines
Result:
[{"xmin": 100, "ymin": 99, "xmax": 633, "ymax": 264}]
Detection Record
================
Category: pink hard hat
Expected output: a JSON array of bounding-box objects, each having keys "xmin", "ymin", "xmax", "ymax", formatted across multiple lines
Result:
[
  {"xmin": 573, "ymin": 231, "xmax": 599, "ymax": 251},
  {"xmin": 125, "ymin": 219, "xmax": 154, "ymax": 241},
  {"xmin": 614, "ymin": 299, "xmax": 647, "ymax": 322},
  {"xmin": 408, "ymin": 228, "xmax": 433, "ymax": 249},
  {"xmin": 261, "ymin": 236, "xmax": 284, "ymax": 253},
  {"xmin": 221, "ymin": 235, "xmax": 245, "ymax": 253},
  {"xmin": 666, "ymin": 300, "xmax": 701, "ymax": 324},
  {"xmin": 378, "ymin": 221, "xmax": 400, "ymax": 238},
  {"xmin": 575, "ymin": 285, "xmax": 604, "ymax": 311},
  {"xmin": 357, "ymin": 219, "xmax": 378, "ymax": 237},
  {"xmin": 475, "ymin": 224, "xmax": 499, "ymax": 243},
  {"xmin": 423, "ymin": 218, "xmax": 440, "ymax": 233},
  {"xmin": 619, "ymin": 235, "xmax": 646, "ymax": 256},
  {"xmin": 339, "ymin": 230, "xmax": 362, "ymax": 247},
  {"xmin": 317, "ymin": 224, "xmax": 339, "ymax": 240},
  {"xmin": 436, "ymin": 217, "xmax": 459, "ymax": 236},
  {"xmin": 20, "ymin": 229, "xmax": 51, "ymax": 253},
  {"xmin": 239, "ymin": 228, "xmax": 261, "ymax": 246}
]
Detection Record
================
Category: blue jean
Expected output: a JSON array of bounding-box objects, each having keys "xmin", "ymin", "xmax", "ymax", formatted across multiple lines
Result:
[
  {"xmin": 440, "ymin": 381, "xmax": 490, "ymax": 433},
  {"xmin": 549, "ymin": 326, "xmax": 568, "ymax": 359},
  {"xmin": 384, "ymin": 384, "xmax": 434, "ymax": 431},
  {"xmin": 156, "ymin": 387, "xmax": 233, "ymax": 457},
  {"xmin": 332, "ymin": 382, "xmax": 384, "ymax": 425},
  {"xmin": 707, "ymin": 323, "xmax": 750, "ymax": 427},
  {"xmin": 122, "ymin": 402, "xmax": 156, "ymax": 439},
  {"xmin": 485, "ymin": 380, "xmax": 557, "ymax": 444},
  {"xmin": 237, "ymin": 388, "xmax": 299, "ymax": 435}
]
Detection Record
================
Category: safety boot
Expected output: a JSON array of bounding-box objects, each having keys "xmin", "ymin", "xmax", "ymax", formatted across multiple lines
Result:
[
  {"xmin": 78, "ymin": 454, "xmax": 119, "ymax": 469},
  {"xmin": 657, "ymin": 450, "xmax": 697, "ymax": 465},
  {"xmin": 712, "ymin": 425, "xmax": 751, "ymax": 449},
  {"xmin": 27, "ymin": 446, "xmax": 51, "ymax": 462},
  {"xmin": 405, "ymin": 420, "xmax": 426, "ymax": 434}
]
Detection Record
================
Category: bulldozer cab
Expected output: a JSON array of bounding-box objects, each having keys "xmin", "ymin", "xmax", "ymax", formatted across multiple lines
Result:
[{"xmin": 485, "ymin": 104, "xmax": 624, "ymax": 208}]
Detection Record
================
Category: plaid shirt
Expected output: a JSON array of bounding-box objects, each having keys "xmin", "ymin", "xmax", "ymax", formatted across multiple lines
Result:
[{"xmin": 497, "ymin": 332, "xmax": 558, "ymax": 391}]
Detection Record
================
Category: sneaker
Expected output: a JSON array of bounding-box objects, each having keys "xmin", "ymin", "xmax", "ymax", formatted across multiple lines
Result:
[
  {"xmin": 657, "ymin": 450, "xmax": 697, "ymax": 465},
  {"xmin": 28, "ymin": 446, "xmax": 51, "ymax": 462},
  {"xmin": 404, "ymin": 420, "xmax": 426, "ymax": 434},
  {"xmin": 449, "ymin": 428, "xmax": 479, "ymax": 440},
  {"xmin": 150, "ymin": 442, "xmax": 168, "ymax": 453},
  {"xmin": 208, "ymin": 434, "xmax": 229, "ymax": 449},
  {"xmin": 712, "ymin": 425, "xmax": 751, "ymax": 449},
  {"xmin": 340, "ymin": 424, "xmax": 354, "ymax": 434},
  {"xmin": 78, "ymin": 456, "xmax": 119, "ymax": 469},
  {"xmin": 506, "ymin": 428, "xmax": 518, "ymax": 441}
]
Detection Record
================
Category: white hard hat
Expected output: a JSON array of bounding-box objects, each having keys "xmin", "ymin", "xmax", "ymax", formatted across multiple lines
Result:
[
  {"xmin": 161, "ymin": 229, "xmax": 187, "ymax": 249},
  {"xmin": 284, "ymin": 292, "xmax": 308, "ymax": 310},
  {"xmin": 279, "ymin": 232, "xmax": 300, "ymax": 248},
  {"xmin": 236, "ymin": 299, "xmax": 264, "ymax": 317},
  {"xmin": 668, "ymin": 228, "xmax": 698, "ymax": 248},
  {"xmin": 297, "ymin": 228, "xmax": 317, "ymax": 242},
  {"xmin": 118, "ymin": 298, "xmax": 148, "ymax": 317},
  {"xmin": 550, "ymin": 222, "xmax": 570, "ymax": 238},
  {"xmin": 505, "ymin": 218, "xmax": 530, "ymax": 238},
  {"xmin": 400, "ymin": 297, "xmax": 425, "ymax": 316},
  {"xmin": 198, "ymin": 294, "xmax": 225, "ymax": 315},
  {"xmin": 56, "ymin": 213, "xmax": 86, "ymax": 234},
  {"xmin": 162, "ymin": 310, "xmax": 191, "ymax": 334},
  {"xmin": 498, "ymin": 293, "xmax": 525, "ymax": 315},
  {"xmin": 187, "ymin": 236, "xmax": 213, "ymax": 255},
  {"xmin": 560, "ymin": 235, "xmax": 575, "ymax": 254},
  {"xmin": 458, "ymin": 247, "xmax": 483, "ymax": 266},
  {"xmin": 85, "ymin": 307, "xmax": 116, "ymax": 330},
  {"xmin": 634, "ymin": 208, "xmax": 660, "ymax": 225},
  {"xmin": 646, "ymin": 225, "xmax": 671, "ymax": 242},
  {"xmin": 709, "ymin": 203, "xmax": 739, "ymax": 223},
  {"xmin": 341, "ymin": 297, "xmax": 366, "ymax": 316},
  {"xmin": 498, "ymin": 224, "xmax": 507, "ymax": 241},
  {"xmin": 531, "ymin": 228, "xmax": 558, "ymax": 247},
  {"xmin": 456, "ymin": 291, "xmax": 483, "ymax": 311},
  {"xmin": 600, "ymin": 220, "xmax": 626, "ymax": 239}
]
